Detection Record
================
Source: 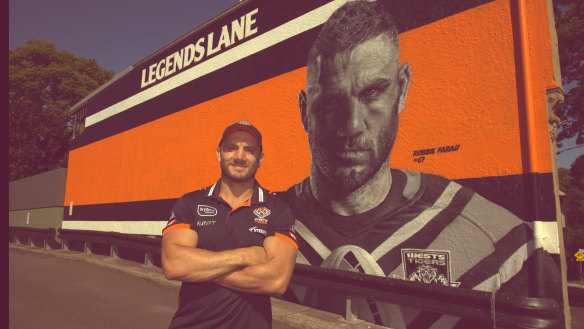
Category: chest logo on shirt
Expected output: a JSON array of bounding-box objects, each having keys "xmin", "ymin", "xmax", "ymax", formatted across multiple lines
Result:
[
  {"xmin": 197, "ymin": 205, "xmax": 218, "ymax": 217},
  {"xmin": 253, "ymin": 207, "xmax": 271, "ymax": 224},
  {"xmin": 396, "ymin": 249, "xmax": 460, "ymax": 287}
]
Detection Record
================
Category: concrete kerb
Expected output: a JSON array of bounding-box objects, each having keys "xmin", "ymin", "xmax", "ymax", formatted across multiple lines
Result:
[{"xmin": 9, "ymin": 243, "xmax": 388, "ymax": 329}]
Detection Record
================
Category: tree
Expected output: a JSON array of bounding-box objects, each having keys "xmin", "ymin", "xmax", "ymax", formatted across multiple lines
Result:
[
  {"xmin": 9, "ymin": 40, "xmax": 114, "ymax": 181},
  {"xmin": 553, "ymin": 0, "xmax": 584, "ymax": 147},
  {"xmin": 559, "ymin": 155, "xmax": 584, "ymax": 280}
]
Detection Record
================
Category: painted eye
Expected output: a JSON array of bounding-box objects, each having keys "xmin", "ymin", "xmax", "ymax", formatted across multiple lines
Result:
[{"xmin": 362, "ymin": 88, "xmax": 381, "ymax": 100}]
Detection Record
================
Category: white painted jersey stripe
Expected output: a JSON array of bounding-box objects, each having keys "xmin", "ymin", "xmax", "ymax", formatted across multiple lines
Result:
[
  {"xmin": 295, "ymin": 220, "xmax": 331, "ymax": 260},
  {"xmin": 371, "ymin": 181, "xmax": 463, "ymax": 260}
]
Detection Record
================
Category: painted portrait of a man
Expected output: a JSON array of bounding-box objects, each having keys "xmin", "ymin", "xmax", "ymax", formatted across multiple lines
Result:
[{"xmin": 280, "ymin": 1, "xmax": 562, "ymax": 328}]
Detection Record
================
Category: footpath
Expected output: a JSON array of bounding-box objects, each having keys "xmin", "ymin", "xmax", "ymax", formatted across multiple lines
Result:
[{"xmin": 9, "ymin": 243, "xmax": 385, "ymax": 329}]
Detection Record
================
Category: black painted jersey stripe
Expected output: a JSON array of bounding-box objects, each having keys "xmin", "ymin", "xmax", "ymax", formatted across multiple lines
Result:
[
  {"xmin": 458, "ymin": 223, "xmax": 534, "ymax": 290},
  {"xmin": 374, "ymin": 182, "xmax": 472, "ymax": 273}
]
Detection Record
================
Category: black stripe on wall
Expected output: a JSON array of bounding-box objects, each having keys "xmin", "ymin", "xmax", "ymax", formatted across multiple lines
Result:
[
  {"xmin": 65, "ymin": 198, "xmax": 177, "ymax": 221},
  {"xmin": 455, "ymin": 223, "xmax": 533, "ymax": 289},
  {"xmin": 71, "ymin": 0, "xmax": 492, "ymax": 150},
  {"xmin": 454, "ymin": 172, "xmax": 556, "ymax": 222}
]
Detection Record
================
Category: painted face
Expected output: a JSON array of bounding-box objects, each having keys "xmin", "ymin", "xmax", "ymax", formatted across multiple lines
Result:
[
  {"xmin": 302, "ymin": 34, "xmax": 410, "ymax": 192},
  {"xmin": 217, "ymin": 131, "xmax": 263, "ymax": 182}
]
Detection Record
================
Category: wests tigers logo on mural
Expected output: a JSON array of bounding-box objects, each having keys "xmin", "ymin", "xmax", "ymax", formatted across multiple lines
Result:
[{"xmin": 397, "ymin": 249, "xmax": 460, "ymax": 287}]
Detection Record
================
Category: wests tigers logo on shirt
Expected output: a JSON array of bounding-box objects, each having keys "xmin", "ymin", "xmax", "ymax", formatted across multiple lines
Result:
[{"xmin": 253, "ymin": 207, "xmax": 271, "ymax": 224}]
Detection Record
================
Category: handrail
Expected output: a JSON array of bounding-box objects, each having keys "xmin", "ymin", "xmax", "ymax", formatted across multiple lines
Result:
[
  {"xmin": 291, "ymin": 264, "xmax": 564, "ymax": 329},
  {"xmin": 57, "ymin": 228, "xmax": 161, "ymax": 250},
  {"xmin": 9, "ymin": 226, "xmax": 56, "ymax": 235}
]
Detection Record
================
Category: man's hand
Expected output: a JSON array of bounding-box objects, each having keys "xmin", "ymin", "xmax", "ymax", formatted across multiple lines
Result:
[
  {"xmin": 212, "ymin": 236, "xmax": 297, "ymax": 296},
  {"xmin": 161, "ymin": 228, "xmax": 267, "ymax": 282}
]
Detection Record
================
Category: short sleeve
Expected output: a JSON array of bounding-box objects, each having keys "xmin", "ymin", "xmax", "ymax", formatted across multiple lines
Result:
[
  {"xmin": 266, "ymin": 202, "xmax": 298, "ymax": 249},
  {"xmin": 162, "ymin": 195, "xmax": 195, "ymax": 236}
]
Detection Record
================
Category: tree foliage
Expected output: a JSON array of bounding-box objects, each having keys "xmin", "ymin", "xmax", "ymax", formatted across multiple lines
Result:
[
  {"xmin": 558, "ymin": 155, "xmax": 584, "ymax": 280},
  {"xmin": 553, "ymin": 0, "xmax": 584, "ymax": 146},
  {"xmin": 9, "ymin": 40, "xmax": 114, "ymax": 181}
]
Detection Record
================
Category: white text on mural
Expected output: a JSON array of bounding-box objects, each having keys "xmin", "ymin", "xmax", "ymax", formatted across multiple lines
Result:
[{"xmin": 140, "ymin": 8, "xmax": 259, "ymax": 89}]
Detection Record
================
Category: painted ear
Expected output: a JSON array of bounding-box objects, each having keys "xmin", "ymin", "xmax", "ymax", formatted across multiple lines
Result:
[
  {"xmin": 216, "ymin": 148, "xmax": 221, "ymax": 163},
  {"xmin": 299, "ymin": 90, "xmax": 308, "ymax": 132},
  {"xmin": 397, "ymin": 62, "xmax": 411, "ymax": 115}
]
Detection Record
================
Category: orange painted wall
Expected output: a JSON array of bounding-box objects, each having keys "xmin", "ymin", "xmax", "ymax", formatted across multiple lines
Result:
[{"xmin": 65, "ymin": 0, "xmax": 557, "ymax": 206}]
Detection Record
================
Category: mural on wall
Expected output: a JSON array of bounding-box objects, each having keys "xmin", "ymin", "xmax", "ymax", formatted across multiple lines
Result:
[
  {"xmin": 277, "ymin": 1, "xmax": 562, "ymax": 327},
  {"xmin": 62, "ymin": 0, "xmax": 564, "ymax": 327}
]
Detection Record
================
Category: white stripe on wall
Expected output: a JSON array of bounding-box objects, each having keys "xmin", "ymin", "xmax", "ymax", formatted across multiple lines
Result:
[{"xmin": 85, "ymin": 0, "xmax": 349, "ymax": 128}]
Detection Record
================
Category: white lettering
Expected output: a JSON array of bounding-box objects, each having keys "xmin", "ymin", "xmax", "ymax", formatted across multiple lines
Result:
[
  {"xmin": 139, "ymin": 8, "xmax": 259, "ymax": 89},
  {"xmin": 231, "ymin": 16, "xmax": 245, "ymax": 44},
  {"xmin": 245, "ymin": 8, "xmax": 258, "ymax": 37},
  {"xmin": 140, "ymin": 68, "xmax": 149, "ymax": 88},
  {"xmin": 148, "ymin": 63, "xmax": 157, "ymax": 85},
  {"xmin": 207, "ymin": 32, "xmax": 220, "ymax": 56},
  {"xmin": 217, "ymin": 25, "xmax": 231, "ymax": 50},
  {"xmin": 165, "ymin": 53, "xmax": 175, "ymax": 76},
  {"xmin": 194, "ymin": 38, "xmax": 205, "ymax": 62},
  {"xmin": 174, "ymin": 49, "xmax": 184, "ymax": 72},
  {"xmin": 156, "ymin": 59, "xmax": 166, "ymax": 80}
]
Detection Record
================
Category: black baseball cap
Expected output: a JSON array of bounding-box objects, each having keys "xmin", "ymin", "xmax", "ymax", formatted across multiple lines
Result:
[{"xmin": 219, "ymin": 121, "xmax": 263, "ymax": 150}]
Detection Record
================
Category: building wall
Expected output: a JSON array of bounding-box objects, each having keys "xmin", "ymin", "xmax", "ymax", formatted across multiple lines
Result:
[
  {"xmin": 60, "ymin": 0, "xmax": 568, "ymax": 324},
  {"xmin": 64, "ymin": 0, "xmax": 559, "ymax": 239},
  {"xmin": 9, "ymin": 168, "xmax": 68, "ymax": 211},
  {"xmin": 9, "ymin": 207, "xmax": 64, "ymax": 230}
]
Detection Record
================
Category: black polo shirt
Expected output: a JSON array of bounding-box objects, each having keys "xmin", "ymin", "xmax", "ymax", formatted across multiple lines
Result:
[{"xmin": 162, "ymin": 180, "xmax": 297, "ymax": 329}]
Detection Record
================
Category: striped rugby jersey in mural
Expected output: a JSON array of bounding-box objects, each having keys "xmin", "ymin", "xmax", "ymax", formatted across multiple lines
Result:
[{"xmin": 281, "ymin": 169, "xmax": 561, "ymax": 329}]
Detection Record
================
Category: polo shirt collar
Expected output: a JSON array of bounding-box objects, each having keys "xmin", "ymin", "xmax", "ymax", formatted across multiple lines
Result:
[{"xmin": 206, "ymin": 179, "xmax": 267, "ymax": 205}]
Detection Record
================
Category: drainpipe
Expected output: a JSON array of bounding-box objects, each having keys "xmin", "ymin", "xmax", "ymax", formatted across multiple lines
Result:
[{"xmin": 514, "ymin": 0, "xmax": 544, "ymax": 297}]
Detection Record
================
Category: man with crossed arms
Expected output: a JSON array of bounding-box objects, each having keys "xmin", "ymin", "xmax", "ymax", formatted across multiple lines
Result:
[{"xmin": 162, "ymin": 121, "xmax": 298, "ymax": 329}]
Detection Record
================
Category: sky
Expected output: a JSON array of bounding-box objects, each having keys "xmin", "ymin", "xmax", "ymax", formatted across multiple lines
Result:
[
  {"xmin": 9, "ymin": 0, "xmax": 583, "ymax": 169},
  {"xmin": 9, "ymin": 0, "xmax": 239, "ymax": 74}
]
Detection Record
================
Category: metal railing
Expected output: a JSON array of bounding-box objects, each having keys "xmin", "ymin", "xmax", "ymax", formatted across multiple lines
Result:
[
  {"xmin": 58, "ymin": 228, "xmax": 161, "ymax": 267},
  {"xmin": 9, "ymin": 226, "xmax": 59, "ymax": 249},
  {"xmin": 290, "ymin": 264, "xmax": 564, "ymax": 329},
  {"xmin": 9, "ymin": 227, "xmax": 565, "ymax": 328}
]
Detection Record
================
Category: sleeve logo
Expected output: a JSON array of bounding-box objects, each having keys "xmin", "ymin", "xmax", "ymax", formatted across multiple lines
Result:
[
  {"xmin": 197, "ymin": 205, "xmax": 218, "ymax": 216},
  {"xmin": 165, "ymin": 219, "xmax": 176, "ymax": 228}
]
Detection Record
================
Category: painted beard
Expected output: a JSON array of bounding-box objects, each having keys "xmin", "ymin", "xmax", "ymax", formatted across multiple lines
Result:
[
  {"xmin": 308, "ymin": 108, "xmax": 398, "ymax": 194},
  {"xmin": 220, "ymin": 157, "xmax": 259, "ymax": 182}
]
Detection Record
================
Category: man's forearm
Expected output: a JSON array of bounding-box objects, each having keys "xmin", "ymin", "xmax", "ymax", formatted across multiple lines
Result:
[
  {"xmin": 212, "ymin": 262, "xmax": 291, "ymax": 296},
  {"xmin": 162, "ymin": 244, "xmax": 265, "ymax": 283},
  {"xmin": 212, "ymin": 237, "xmax": 297, "ymax": 295}
]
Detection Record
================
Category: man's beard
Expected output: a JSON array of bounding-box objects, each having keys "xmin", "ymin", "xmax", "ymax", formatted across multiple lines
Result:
[
  {"xmin": 220, "ymin": 158, "xmax": 259, "ymax": 183},
  {"xmin": 309, "ymin": 112, "xmax": 398, "ymax": 194}
]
